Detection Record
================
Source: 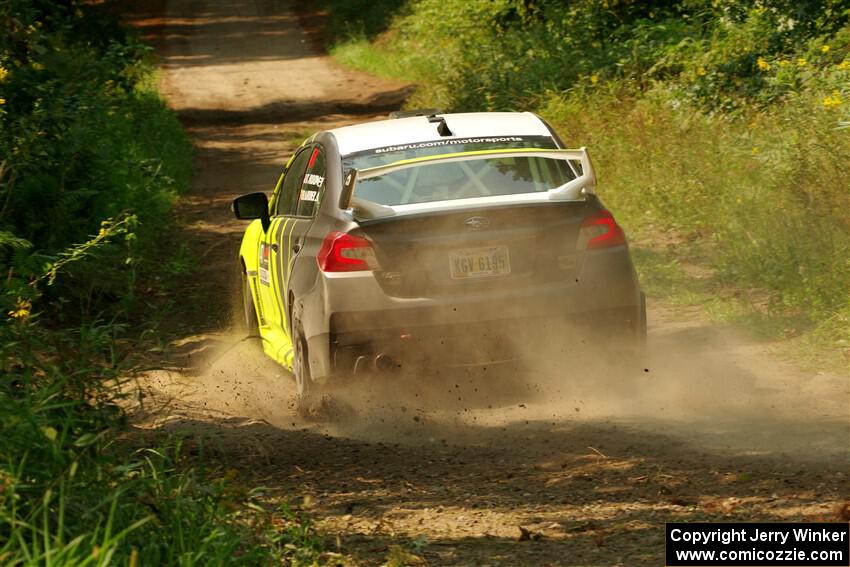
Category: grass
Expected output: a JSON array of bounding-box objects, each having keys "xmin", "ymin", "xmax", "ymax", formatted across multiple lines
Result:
[
  {"xmin": 332, "ymin": 37, "xmax": 429, "ymax": 84},
  {"xmin": 538, "ymin": 91, "xmax": 849, "ymax": 368},
  {"xmin": 631, "ymin": 243, "xmax": 844, "ymax": 371}
]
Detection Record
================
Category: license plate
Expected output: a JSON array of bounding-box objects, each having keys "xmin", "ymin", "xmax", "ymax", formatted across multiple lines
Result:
[{"xmin": 449, "ymin": 246, "xmax": 511, "ymax": 279}]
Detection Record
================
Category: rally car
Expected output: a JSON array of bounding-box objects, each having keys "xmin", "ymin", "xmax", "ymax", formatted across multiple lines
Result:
[{"xmin": 232, "ymin": 110, "xmax": 645, "ymax": 409}]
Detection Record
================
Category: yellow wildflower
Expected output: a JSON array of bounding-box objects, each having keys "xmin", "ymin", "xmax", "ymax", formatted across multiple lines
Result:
[
  {"xmin": 9, "ymin": 298, "xmax": 31, "ymax": 320},
  {"xmin": 797, "ymin": 58, "xmax": 807, "ymax": 67},
  {"xmin": 590, "ymin": 74, "xmax": 599, "ymax": 85},
  {"xmin": 756, "ymin": 57, "xmax": 771, "ymax": 71},
  {"xmin": 837, "ymin": 61, "xmax": 850, "ymax": 70},
  {"xmin": 778, "ymin": 59, "xmax": 789, "ymax": 67},
  {"xmin": 751, "ymin": 147, "xmax": 760, "ymax": 155},
  {"xmin": 0, "ymin": 67, "xmax": 7, "ymax": 81},
  {"xmin": 823, "ymin": 91, "xmax": 843, "ymax": 109},
  {"xmin": 821, "ymin": 45, "xmax": 830, "ymax": 53},
  {"xmin": 697, "ymin": 66, "xmax": 707, "ymax": 76},
  {"xmin": 0, "ymin": 98, "xmax": 6, "ymax": 106}
]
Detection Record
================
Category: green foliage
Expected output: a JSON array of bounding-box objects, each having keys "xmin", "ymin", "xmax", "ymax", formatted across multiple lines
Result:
[
  {"xmin": 0, "ymin": 319, "xmax": 326, "ymax": 564},
  {"xmin": 0, "ymin": 1, "xmax": 331, "ymax": 563},
  {"xmin": 320, "ymin": 0, "xmax": 408, "ymax": 38},
  {"xmin": 325, "ymin": 0, "xmax": 850, "ymax": 113},
  {"xmin": 0, "ymin": 0, "xmax": 192, "ymax": 323}
]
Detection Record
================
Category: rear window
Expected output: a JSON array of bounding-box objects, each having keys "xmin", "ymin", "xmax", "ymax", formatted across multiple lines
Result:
[{"xmin": 343, "ymin": 135, "xmax": 577, "ymax": 206}]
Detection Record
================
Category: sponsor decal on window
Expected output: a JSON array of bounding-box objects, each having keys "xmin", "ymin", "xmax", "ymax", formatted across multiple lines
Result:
[
  {"xmin": 299, "ymin": 189, "xmax": 319, "ymax": 202},
  {"xmin": 371, "ymin": 136, "xmax": 525, "ymax": 154},
  {"xmin": 302, "ymin": 173, "xmax": 324, "ymax": 187}
]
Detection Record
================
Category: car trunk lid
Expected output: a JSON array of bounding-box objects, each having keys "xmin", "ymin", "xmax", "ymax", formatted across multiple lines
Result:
[{"xmin": 357, "ymin": 202, "xmax": 592, "ymax": 298}]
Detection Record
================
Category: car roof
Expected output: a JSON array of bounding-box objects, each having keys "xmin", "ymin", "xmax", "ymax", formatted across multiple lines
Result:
[{"xmin": 327, "ymin": 111, "xmax": 552, "ymax": 156}]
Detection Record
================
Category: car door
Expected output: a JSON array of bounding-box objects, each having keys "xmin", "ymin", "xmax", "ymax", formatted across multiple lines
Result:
[{"xmin": 257, "ymin": 148, "xmax": 312, "ymax": 361}]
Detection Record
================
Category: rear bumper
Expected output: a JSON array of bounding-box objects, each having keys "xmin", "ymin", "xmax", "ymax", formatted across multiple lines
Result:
[
  {"xmin": 328, "ymin": 305, "xmax": 639, "ymax": 371},
  {"xmin": 302, "ymin": 246, "xmax": 641, "ymax": 379}
]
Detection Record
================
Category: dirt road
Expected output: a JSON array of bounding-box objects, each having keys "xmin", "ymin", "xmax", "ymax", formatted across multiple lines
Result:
[{"xmin": 125, "ymin": 1, "xmax": 849, "ymax": 564}]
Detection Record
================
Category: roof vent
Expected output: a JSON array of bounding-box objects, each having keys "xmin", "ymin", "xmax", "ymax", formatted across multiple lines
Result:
[
  {"xmin": 428, "ymin": 114, "xmax": 453, "ymax": 137},
  {"xmin": 388, "ymin": 108, "xmax": 444, "ymax": 119}
]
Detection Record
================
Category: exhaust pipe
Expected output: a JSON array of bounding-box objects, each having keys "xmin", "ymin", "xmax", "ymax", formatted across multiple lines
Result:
[
  {"xmin": 373, "ymin": 354, "xmax": 396, "ymax": 372},
  {"xmin": 351, "ymin": 353, "xmax": 398, "ymax": 375}
]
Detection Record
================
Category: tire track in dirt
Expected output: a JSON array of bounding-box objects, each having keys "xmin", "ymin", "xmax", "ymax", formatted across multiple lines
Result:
[{"xmin": 123, "ymin": 1, "xmax": 849, "ymax": 564}]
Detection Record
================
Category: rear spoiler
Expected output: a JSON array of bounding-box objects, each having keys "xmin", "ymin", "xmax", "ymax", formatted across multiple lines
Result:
[{"xmin": 339, "ymin": 148, "xmax": 596, "ymax": 218}]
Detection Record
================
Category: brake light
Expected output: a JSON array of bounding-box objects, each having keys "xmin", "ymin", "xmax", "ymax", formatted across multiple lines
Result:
[
  {"xmin": 580, "ymin": 210, "xmax": 626, "ymax": 249},
  {"xmin": 317, "ymin": 231, "xmax": 377, "ymax": 272}
]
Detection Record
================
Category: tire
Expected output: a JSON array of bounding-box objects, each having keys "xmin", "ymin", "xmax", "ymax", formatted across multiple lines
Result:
[
  {"xmin": 292, "ymin": 326, "xmax": 315, "ymax": 416},
  {"xmin": 241, "ymin": 269, "xmax": 259, "ymax": 334}
]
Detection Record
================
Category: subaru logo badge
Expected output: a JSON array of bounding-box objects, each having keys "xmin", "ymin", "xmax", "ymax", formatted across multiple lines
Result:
[{"xmin": 464, "ymin": 216, "xmax": 490, "ymax": 231}]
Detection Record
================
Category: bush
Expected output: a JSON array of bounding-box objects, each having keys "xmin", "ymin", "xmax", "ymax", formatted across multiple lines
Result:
[
  {"xmin": 0, "ymin": 2, "xmax": 329, "ymax": 562},
  {"xmin": 326, "ymin": 0, "xmax": 850, "ymax": 113},
  {"xmin": 0, "ymin": 0, "xmax": 192, "ymax": 323}
]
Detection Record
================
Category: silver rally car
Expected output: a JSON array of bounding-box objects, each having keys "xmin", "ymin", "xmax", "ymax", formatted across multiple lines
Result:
[{"xmin": 233, "ymin": 110, "xmax": 645, "ymax": 406}]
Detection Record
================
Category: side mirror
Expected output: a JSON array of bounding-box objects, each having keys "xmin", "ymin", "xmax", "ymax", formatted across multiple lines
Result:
[{"xmin": 232, "ymin": 192, "xmax": 270, "ymax": 231}]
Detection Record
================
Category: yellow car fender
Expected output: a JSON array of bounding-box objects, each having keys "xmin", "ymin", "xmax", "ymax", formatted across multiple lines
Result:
[{"xmin": 239, "ymin": 218, "xmax": 265, "ymax": 273}]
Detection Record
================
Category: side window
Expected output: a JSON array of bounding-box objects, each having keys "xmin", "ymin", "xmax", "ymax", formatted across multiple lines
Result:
[
  {"xmin": 295, "ymin": 147, "xmax": 326, "ymax": 217},
  {"xmin": 275, "ymin": 149, "xmax": 312, "ymax": 216}
]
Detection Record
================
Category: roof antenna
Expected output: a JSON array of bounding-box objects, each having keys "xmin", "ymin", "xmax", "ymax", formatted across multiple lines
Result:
[{"xmin": 427, "ymin": 114, "xmax": 453, "ymax": 137}]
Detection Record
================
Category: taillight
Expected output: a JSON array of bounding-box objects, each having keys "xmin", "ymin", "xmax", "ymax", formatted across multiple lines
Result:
[
  {"xmin": 317, "ymin": 231, "xmax": 377, "ymax": 272},
  {"xmin": 579, "ymin": 210, "xmax": 626, "ymax": 249}
]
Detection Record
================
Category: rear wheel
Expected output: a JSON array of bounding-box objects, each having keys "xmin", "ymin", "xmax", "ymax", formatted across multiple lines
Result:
[{"xmin": 241, "ymin": 269, "xmax": 259, "ymax": 334}]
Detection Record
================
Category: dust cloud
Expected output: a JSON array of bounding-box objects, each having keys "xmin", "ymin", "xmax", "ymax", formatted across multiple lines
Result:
[
  {"xmin": 314, "ymin": 318, "xmax": 848, "ymax": 465},
  {"xmin": 137, "ymin": 296, "xmax": 848, "ymax": 468},
  {"xmin": 137, "ymin": 306, "xmax": 842, "ymax": 467}
]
